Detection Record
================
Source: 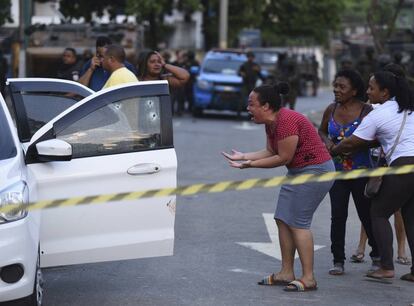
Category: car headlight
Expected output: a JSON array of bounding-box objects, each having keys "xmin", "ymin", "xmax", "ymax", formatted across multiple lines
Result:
[
  {"xmin": 197, "ymin": 79, "xmax": 213, "ymax": 90},
  {"xmin": 0, "ymin": 181, "xmax": 29, "ymax": 223}
]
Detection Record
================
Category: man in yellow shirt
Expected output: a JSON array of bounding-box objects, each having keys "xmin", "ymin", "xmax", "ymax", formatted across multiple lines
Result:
[{"xmin": 102, "ymin": 44, "xmax": 139, "ymax": 89}]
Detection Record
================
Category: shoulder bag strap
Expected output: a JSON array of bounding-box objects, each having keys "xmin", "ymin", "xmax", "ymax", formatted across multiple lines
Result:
[{"xmin": 385, "ymin": 111, "xmax": 408, "ymax": 160}]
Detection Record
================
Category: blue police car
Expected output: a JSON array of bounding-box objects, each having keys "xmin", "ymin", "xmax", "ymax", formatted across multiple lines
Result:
[{"xmin": 192, "ymin": 49, "xmax": 247, "ymax": 117}]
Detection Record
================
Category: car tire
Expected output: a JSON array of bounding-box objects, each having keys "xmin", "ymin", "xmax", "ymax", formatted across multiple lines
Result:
[
  {"xmin": 24, "ymin": 252, "xmax": 44, "ymax": 306},
  {"xmin": 192, "ymin": 107, "xmax": 203, "ymax": 117}
]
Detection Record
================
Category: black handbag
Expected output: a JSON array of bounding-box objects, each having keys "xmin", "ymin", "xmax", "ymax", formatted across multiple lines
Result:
[
  {"xmin": 364, "ymin": 111, "xmax": 407, "ymax": 198},
  {"xmin": 364, "ymin": 175, "xmax": 383, "ymax": 198}
]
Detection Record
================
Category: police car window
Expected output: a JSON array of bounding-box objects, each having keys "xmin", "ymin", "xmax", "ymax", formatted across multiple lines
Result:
[
  {"xmin": 203, "ymin": 59, "xmax": 243, "ymax": 75},
  {"xmin": 56, "ymin": 96, "xmax": 162, "ymax": 158},
  {"xmin": 21, "ymin": 92, "xmax": 83, "ymax": 138},
  {"xmin": 0, "ymin": 105, "xmax": 17, "ymax": 160}
]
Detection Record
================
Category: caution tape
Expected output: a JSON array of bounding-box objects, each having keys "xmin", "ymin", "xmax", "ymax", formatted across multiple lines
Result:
[{"xmin": 2, "ymin": 164, "xmax": 414, "ymax": 214}]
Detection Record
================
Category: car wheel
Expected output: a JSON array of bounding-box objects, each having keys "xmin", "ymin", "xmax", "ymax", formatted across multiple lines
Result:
[{"xmin": 25, "ymin": 253, "xmax": 44, "ymax": 306}]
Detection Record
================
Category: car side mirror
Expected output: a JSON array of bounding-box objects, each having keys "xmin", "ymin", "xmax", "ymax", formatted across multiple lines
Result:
[
  {"xmin": 190, "ymin": 66, "xmax": 200, "ymax": 75},
  {"xmin": 35, "ymin": 139, "xmax": 72, "ymax": 162}
]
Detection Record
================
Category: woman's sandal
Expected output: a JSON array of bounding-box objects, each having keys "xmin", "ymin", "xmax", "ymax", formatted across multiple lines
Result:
[
  {"xmin": 400, "ymin": 273, "xmax": 414, "ymax": 282},
  {"xmin": 365, "ymin": 270, "xmax": 394, "ymax": 284},
  {"xmin": 395, "ymin": 256, "xmax": 411, "ymax": 265},
  {"xmin": 283, "ymin": 280, "xmax": 318, "ymax": 292},
  {"xmin": 257, "ymin": 273, "xmax": 292, "ymax": 286},
  {"xmin": 350, "ymin": 252, "xmax": 365, "ymax": 263}
]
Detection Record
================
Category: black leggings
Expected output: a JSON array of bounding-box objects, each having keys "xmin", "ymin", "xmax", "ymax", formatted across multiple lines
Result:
[
  {"xmin": 329, "ymin": 177, "xmax": 379, "ymax": 264},
  {"xmin": 371, "ymin": 156, "xmax": 414, "ymax": 273}
]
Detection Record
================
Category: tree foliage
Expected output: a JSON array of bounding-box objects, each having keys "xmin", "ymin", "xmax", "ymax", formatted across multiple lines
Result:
[
  {"xmin": 199, "ymin": 0, "xmax": 265, "ymax": 49},
  {"xmin": 59, "ymin": 0, "xmax": 126, "ymax": 22},
  {"xmin": 340, "ymin": 0, "xmax": 408, "ymax": 53},
  {"xmin": 54, "ymin": 0, "xmax": 347, "ymax": 49},
  {"xmin": 366, "ymin": 0, "xmax": 405, "ymax": 53},
  {"xmin": 262, "ymin": 0, "xmax": 345, "ymax": 46},
  {"xmin": 0, "ymin": 0, "xmax": 12, "ymax": 26},
  {"xmin": 126, "ymin": 0, "xmax": 200, "ymax": 49},
  {"xmin": 201, "ymin": 0, "xmax": 345, "ymax": 48}
]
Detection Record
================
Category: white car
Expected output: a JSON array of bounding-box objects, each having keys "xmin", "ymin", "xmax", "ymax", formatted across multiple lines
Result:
[{"xmin": 0, "ymin": 79, "xmax": 177, "ymax": 305}]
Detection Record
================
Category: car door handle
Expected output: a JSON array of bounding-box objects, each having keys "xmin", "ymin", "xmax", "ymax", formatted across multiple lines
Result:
[{"xmin": 127, "ymin": 163, "xmax": 161, "ymax": 175}]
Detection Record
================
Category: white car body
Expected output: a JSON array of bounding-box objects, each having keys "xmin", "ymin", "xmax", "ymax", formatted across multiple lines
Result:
[{"xmin": 0, "ymin": 79, "xmax": 177, "ymax": 304}]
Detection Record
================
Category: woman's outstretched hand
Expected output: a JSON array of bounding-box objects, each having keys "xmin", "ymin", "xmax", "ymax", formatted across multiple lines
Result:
[
  {"xmin": 227, "ymin": 160, "xmax": 252, "ymax": 169},
  {"xmin": 221, "ymin": 149, "xmax": 245, "ymax": 161},
  {"xmin": 222, "ymin": 150, "xmax": 252, "ymax": 169}
]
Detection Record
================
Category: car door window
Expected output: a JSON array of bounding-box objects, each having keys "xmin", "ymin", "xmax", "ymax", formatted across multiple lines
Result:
[
  {"xmin": 0, "ymin": 105, "xmax": 17, "ymax": 160},
  {"xmin": 20, "ymin": 92, "xmax": 83, "ymax": 139},
  {"xmin": 57, "ymin": 96, "xmax": 162, "ymax": 158}
]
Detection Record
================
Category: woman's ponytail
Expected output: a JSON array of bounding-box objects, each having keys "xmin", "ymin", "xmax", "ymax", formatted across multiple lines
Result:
[
  {"xmin": 373, "ymin": 70, "xmax": 414, "ymax": 113},
  {"xmin": 394, "ymin": 75, "xmax": 414, "ymax": 113}
]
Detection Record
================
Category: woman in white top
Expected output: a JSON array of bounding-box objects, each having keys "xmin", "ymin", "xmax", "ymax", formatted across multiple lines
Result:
[{"xmin": 331, "ymin": 70, "xmax": 414, "ymax": 283}]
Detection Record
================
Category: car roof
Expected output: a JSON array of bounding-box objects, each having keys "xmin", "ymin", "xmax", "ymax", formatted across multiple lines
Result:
[{"xmin": 246, "ymin": 47, "xmax": 288, "ymax": 53}]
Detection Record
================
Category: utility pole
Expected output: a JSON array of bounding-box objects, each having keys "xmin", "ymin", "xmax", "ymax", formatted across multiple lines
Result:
[
  {"xmin": 18, "ymin": 0, "xmax": 32, "ymax": 77},
  {"xmin": 218, "ymin": 0, "xmax": 228, "ymax": 49}
]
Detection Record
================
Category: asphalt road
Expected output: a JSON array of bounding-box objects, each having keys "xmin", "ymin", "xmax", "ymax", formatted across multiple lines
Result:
[{"xmin": 38, "ymin": 88, "xmax": 413, "ymax": 306}]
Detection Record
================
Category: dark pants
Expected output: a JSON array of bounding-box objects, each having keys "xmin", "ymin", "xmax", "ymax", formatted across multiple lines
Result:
[
  {"xmin": 371, "ymin": 156, "xmax": 414, "ymax": 273},
  {"xmin": 329, "ymin": 177, "xmax": 379, "ymax": 264}
]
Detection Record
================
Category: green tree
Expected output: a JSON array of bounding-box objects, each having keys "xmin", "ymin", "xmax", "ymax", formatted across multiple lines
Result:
[
  {"xmin": 199, "ymin": 0, "xmax": 265, "ymax": 49},
  {"xmin": 341, "ymin": 0, "xmax": 408, "ymax": 53},
  {"xmin": 58, "ymin": 0, "xmax": 126, "ymax": 22},
  {"xmin": 0, "ymin": 0, "xmax": 12, "ymax": 26},
  {"xmin": 126, "ymin": 0, "xmax": 200, "ymax": 49},
  {"xmin": 366, "ymin": 0, "xmax": 405, "ymax": 53},
  {"xmin": 261, "ymin": 0, "xmax": 345, "ymax": 46}
]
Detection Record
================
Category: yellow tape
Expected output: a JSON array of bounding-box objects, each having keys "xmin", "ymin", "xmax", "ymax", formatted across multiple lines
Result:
[{"xmin": 2, "ymin": 165, "xmax": 414, "ymax": 214}]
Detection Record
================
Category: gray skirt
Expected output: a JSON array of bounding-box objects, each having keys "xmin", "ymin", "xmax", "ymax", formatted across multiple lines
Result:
[{"xmin": 275, "ymin": 159, "xmax": 335, "ymax": 229}]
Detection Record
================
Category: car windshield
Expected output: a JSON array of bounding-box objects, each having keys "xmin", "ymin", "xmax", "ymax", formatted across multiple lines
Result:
[
  {"xmin": 203, "ymin": 59, "xmax": 244, "ymax": 75},
  {"xmin": 254, "ymin": 52, "xmax": 278, "ymax": 65},
  {"xmin": 0, "ymin": 106, "xmax": 17, "ymax": 160}
]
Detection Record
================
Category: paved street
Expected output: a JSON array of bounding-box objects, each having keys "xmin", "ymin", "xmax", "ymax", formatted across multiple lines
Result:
[{"xmin": 40, "ymin": 88, "xmax": 414, "ymax": 306}]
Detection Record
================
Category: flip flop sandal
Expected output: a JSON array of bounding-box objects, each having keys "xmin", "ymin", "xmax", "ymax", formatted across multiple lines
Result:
[
  {"xmin": 395, "ymin": 257, "xmax": 411, "ymax": 265},
  {"xmin": 283, "ymin": 280, "xmax": 318, "ymax": 292},
  {"xmin": 257, "ymin": 273, "xmax": 292, "ymax": 286},
  {"xmin": 400, "ymin": 273, "xmax": 414, "ymax": 282},
  {"xmin": 350, "ymin": 252, "xmax": 365, "ymax": 263},
  {"xmin": 365, "ymin": 273, "xmax": 393, "ymax": 284}
]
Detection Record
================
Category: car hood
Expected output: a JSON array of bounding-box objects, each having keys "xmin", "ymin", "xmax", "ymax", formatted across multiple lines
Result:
[
  {"xmin": 199, "ymin": 73, "xmax": 242, "ymax": 84},
  {"xmin": 0, "ymin": 156, "xmax": 23, "ymax": 191}
]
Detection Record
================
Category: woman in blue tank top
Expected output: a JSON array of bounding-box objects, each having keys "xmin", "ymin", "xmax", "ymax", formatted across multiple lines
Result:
[
  {"xmin": 319, "ymin": 69, "xmax": 379, "ymax": 276},
  {"xmin": 328, "ymin": 103, "xmax": 371, "ymax": 171}
]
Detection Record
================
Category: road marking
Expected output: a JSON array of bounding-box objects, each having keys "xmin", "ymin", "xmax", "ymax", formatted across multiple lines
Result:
[
  {"xmin": 237, "ymin": 213, "xmax": 324, "ymax": 260},
  {"xmin": 228, "ymin": 268, "xmax": 262, "ymax": 275},
  {"xmin": 233, "ymin": 121, "xmax": 260, "ymax": 130}
]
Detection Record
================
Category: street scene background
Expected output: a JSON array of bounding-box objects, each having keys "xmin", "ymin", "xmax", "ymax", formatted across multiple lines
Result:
[
  {"xmin": 40, "ymin": 91, "xmax": 413, "ymax": 306},
  {"xmin": 1, "ymin": 1, "xmax": 414, "ymax": 305}
]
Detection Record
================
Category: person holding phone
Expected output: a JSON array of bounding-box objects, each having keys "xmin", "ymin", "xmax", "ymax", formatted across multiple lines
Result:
[{"xmin": 79, "ymin": 36, "xmax": 137, "ymax": 91}]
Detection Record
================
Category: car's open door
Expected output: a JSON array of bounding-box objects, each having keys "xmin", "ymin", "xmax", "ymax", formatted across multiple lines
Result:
[
  {"xmin": 20, "ymin": 81, "xmax": 176, "ymax": 267},
  {"xmin": 6, "ymin": 78, "xmax": 94, "ymax": 143}
]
